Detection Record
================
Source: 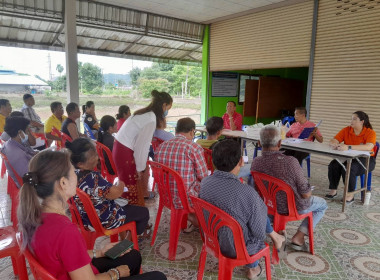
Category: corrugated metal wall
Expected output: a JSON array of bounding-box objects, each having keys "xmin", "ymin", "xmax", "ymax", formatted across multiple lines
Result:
[
  {"xmin": 310, "ymin": 0, "xmax": 380, "ymax": 141},
  {"xmin": 209, "ymin": 1, "xmax": 314, "ymax": 71}
]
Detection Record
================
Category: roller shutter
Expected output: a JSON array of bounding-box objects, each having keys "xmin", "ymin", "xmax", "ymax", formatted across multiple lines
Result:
[
  {"xmin": 310, "ymin": 0, "xmax": 380, "ymax": 142},
  {"xmin": 210, "ymin": 1, "xmax": 314, "ymax": 71}
]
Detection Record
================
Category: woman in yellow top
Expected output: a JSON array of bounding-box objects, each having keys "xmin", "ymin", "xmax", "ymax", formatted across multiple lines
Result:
[{"xmin": 326, "ymin": 111, "xmax": 376, "ymax": 204}]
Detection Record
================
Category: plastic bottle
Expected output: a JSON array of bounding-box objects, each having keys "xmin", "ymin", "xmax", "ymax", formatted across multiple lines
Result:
[{"xmin": 364, "ymin": 192, "xmax": 371, "ymax": 205}]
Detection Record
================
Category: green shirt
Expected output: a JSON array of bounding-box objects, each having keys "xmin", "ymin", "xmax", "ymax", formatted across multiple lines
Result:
[{"xmin": 196, "ymin": 139, "xmax": 218, "ymax": 149}]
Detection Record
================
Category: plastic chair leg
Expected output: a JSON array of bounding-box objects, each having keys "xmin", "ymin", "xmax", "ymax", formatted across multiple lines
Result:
[
  {"xmin": 197, "ymin": 247, "xmax": 207, "ymax": 280},
  {"xmin": 14, "ymin": 255, "xmax": 28, "ymax": 280},
  {"xmin": 150, "ymin": 202, "xmax": 164, "ymax": 246},
  {"xmin": 181, "ymin": 213, "xmax": 188, "ymax": 229},
  {"xmin": 264, "ymin": 252, "xmax": 272, "ymax": 280},
  {"xmin": 219, "ymin": 257, "xmax": 234, "ymax": 280},
  {"xmin": 168, "ymin": 210, "xmax": 185, "ymax": 260},
  {"xmin": 308, "ymin": 215, "xmax": 314, "ymax": 255}
]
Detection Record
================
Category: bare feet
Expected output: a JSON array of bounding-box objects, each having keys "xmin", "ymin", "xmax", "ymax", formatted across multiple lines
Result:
[
  {"xmin": 268, "ymin": 230, "xmax": 286, "ymax": 250},
  {"xmin": 246, "ymin": 265, "xmax": 261, "ymax": 280}
]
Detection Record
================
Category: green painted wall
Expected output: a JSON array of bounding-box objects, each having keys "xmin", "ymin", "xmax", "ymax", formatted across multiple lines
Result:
[
  {"xmin": 207, "ymin": 67, "xmax": 309, "ymax": 125},
  {"xmin": 200, "ymin": 25, "xmax": 209, "ymax": 125}
]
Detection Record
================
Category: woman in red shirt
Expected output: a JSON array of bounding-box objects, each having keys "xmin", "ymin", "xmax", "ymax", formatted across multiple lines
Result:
[
  {"xmin": 17, "ymin": 149, "xmax": 166, "ymax": 280},
  {"xmin": 116, "ymin": 105, "xmax": 131, "ymax": 131},
  {"xmin": 326, "ymin": 111, "xmax": 376, "ymax": 204}
]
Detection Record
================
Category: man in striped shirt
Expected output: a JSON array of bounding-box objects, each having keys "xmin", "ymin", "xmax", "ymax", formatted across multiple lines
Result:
[{"xmin": 21, "ymin": 94, "xmax": 44, "ymax": 132}]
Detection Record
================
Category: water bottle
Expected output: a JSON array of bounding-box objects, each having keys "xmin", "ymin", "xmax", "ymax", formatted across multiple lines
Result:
[{"xmin": 364, "ymin": 192, "xmax": 371, "ymax": 205}]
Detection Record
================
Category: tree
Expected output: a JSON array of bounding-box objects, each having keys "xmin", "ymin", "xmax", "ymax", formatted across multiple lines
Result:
[
  {"xmin": 117, "ymin": 79, "xmax": 127, "ymax": 87},
  {"xmin": 138, "ymin": 78, "xmax": 170, "ymax": 98},
  {"xmin": 56, "ymin": 64, "xmax": 64, "ymax": 76},
  {"xmin": 129, "ymin": 67, "xmax": 141, "ymax": 86},
  {"xmin": 78, "ymin": 62, "xmax": 104, "ymax": 93}
]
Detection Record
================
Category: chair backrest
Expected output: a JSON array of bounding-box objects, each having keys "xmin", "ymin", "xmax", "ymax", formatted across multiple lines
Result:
[
  {"xmin": 373, "ymin": 142, "xmax": 379, "ymax": 158},
  {"xmin": 51, "ymin": 127, "xmax": 63, "ymax": 149},
  {"xmin": 151, "ymin": 137, "xmax": 164, "ymax": 153},
  {"xmin": 95, "ymin": 141, "xmax": 118, "ymax": 182},
  {"xmin": 60, "ymin": 131, "xmax": 73, "ymax": 144},
  {"xmin": 252, "ymin": 171, "xmax": 300, "ymax": 218},
  {"xmin": 0, "ymin": 151, "xmax": 23, "ymax": 186},
  {"xmin": 75, "ymin": 188, "xmax": 108, "ymax": 234},
  {"xmin": 83, "ymin": 122, "xmax": 96, "ymax": 140},
  {"xmin": 16, "ymin": 233, "xmax": 57, "ymax": 280},
  {"xmin": 190, "ymin": 196, "xmax": 251, "ymax": 261},
  {"xmin": 203, "ymin": 148, "xmax": 214, "ymax": 174},
  {"xmin": 148, "ymin": 160, "xmax": 191, "ymax": 211},
  {"xmin": 33, "ymin": 133, "xmax": 49, "ymax": 148}
]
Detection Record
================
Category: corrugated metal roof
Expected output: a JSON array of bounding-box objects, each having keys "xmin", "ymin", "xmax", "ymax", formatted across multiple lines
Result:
[
  {"xmin": 0, "ymin": 74, "xmax": 48, "ymax": 86},
  {"xmin": 0, "ymin": 0, "xmax": 204, "ymax": 65}
]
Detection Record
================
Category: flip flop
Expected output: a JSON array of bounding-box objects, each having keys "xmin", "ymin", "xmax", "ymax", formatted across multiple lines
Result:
[
  {"xmin": 290, "ymin": 242, "xmax": 307, "ymax": 251},
  {"xmin": 183, "ymin": 223, "xmax": 198, "ymax": 233},
  {"xmin": 138, "ymin": 225, "xmax": 152, "ymax": 241}
]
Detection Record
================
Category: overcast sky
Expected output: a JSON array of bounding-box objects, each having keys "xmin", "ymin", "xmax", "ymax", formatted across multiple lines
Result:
[{"xmin": 0, "ymin": 46, "xmax": 153, "ymax": 81}]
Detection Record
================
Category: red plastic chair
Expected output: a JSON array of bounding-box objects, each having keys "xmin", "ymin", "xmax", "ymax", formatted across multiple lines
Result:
[
  {"xmin": 0, "ymin": 227, "xmax": 28, "ymax": 280},
  {"xmin": 0, "ymin": 152, "xmax": 22, "ymax": 228},
  {"xmin": 16, "ymin": 233, "xmax": 57, "ymax": 280},
  {"xmin": 151, "ymin": 137, "xmax": 164, "ymax": 153},
  {"xmin": 33, "ymin": 132, "xmax": 49, "ymax": 149},
  {"xmin": 73, "ymin": 188, "xmax": 139, "ymax": 251},
  {"xmin": 60, "ymin": 131, "xmax": 73, "ymax": 146},
  {"xmin": 51, "ymin": 127, "xmax": 63, "ymax": 149},
  {"xmin": 148, "ymin": 160, "xmax": 192, "ymax": 260},
  {"xmin": 0, "ymin": 139, "xmax": 6, "ymax": 179},
  {"xmin": 95, "ymin": 141, "xmax": 118, "ymax": 183},
  {"xmin": 203, "ymin": 147, "xmax": 214, "ymax": 175},
  {"xmin": 190, "ymin": 196, "xmax": 271, "ymax": 280},
  {"xmin": 252, "ymin": 171, "xmax": 314, "ymax": 264}
]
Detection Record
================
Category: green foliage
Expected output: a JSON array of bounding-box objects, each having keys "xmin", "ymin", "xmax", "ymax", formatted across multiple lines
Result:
[
  {"xmin": 56, "ymin": 64, "xmax": 64, "ymax": 74},
  {"xmin": 138, "ymin": 78, "xmax": 170, "ymax": 98},
  {"xmin": 135, "ymin": 62, "xmax": 202, "ymax": 97},
  {"xmin": 79, "ymin": 62, "xmax": 104, "ymax": 92},
  {"xmin": 48, "ymin": 75, "xmax": 66, "ymax": 92},
  {"xmin": 129, "ymin": 67, "xmax": 141, "ymax": 86},
  {"xmin": 102, "ymin": 88, "xmax": 132, "ymax": 96}
]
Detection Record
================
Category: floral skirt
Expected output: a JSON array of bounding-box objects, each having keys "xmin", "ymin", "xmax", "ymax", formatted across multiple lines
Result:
[{"xmin": 112, "ymin": 140, "xmax": 145, "ymax": 206}]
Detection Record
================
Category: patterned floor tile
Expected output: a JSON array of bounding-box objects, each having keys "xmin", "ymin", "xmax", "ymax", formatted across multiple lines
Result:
[{"xmin": 0, "ymin": 159, "xmax": 380, "ymax": 279}]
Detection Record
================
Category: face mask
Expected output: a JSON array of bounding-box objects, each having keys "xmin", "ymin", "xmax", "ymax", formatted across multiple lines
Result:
[
  {"xmin": 20, "ymin": 131, "xmax": 28, "ymax": 145},
  {"xmin": 163, "ymin": 110, "xmax": 168, "ymax": 117}
]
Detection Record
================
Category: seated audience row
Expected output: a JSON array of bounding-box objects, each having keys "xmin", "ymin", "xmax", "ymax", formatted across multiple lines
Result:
[{"xmin": 17, "ymin": 149, "xmax": 166, "ymax": 280}]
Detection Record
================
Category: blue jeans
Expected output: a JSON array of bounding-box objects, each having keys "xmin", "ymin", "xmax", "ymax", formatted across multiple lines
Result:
[
  {"xmin": 238, "ymin": 165, "xmax": 251, "ymax": 178},
  {"xmin": 246, "ymin": 218, "xmax": 273, "ymax": 268},
  {"xmin": 298, "ymin": 196, "xmax": 327, "ymax": 235}
]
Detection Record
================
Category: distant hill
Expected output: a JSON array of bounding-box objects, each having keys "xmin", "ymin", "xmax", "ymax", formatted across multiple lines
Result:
[{"xmin": 103, "ymin": 73, "xmax": 131, "ymax": 86}]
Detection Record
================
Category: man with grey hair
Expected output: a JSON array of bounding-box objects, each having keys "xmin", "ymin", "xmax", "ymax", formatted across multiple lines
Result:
[{"xmin": 251, "ymin": 125, "xmax": 327, "ymax": 251}]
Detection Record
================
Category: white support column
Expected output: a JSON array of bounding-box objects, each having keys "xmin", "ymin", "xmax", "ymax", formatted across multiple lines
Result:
[{"xmin": 64, "ymin": 0, "xmax": 79, "ymax": 104}]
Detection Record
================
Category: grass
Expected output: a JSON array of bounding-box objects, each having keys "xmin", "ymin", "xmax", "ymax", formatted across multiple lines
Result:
[{"xmin": 1, "ymin": 92, "xmax": 202, "ymax": 124}]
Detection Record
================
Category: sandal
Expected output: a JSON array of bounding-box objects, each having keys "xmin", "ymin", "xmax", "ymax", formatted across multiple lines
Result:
[
  {"xmin": 144, "ymin": 191, "xmax": 156, "ymax": 200},
  {"xmin": 290, "ymin": 242, "xmax": 307, "ymax": 252},
  {"xmin": 138, "ymin": 224, "xmax": 152, "ymax": 241}
]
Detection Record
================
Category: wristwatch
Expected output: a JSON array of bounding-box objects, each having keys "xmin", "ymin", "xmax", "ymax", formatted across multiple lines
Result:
[{"xmin": 348, "ymin": 145, "xmax": 352, "ymax": 150}]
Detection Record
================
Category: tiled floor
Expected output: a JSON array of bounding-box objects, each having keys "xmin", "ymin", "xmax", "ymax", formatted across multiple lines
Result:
[{"xmin": 0, "ymin": 159, "xmax": 380, "ymax": 279}]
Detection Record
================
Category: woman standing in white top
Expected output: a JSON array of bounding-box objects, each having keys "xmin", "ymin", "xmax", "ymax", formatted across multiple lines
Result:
[{"xmin": 113, "ymin": 90, "xmax": 173, "ymax": 206}]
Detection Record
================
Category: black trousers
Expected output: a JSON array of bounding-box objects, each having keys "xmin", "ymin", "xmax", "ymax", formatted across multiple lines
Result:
[
  {"xmin": 92, "ymin": 249, "xmax": 166, "ymax": 280},
  {"xmin": 328, "ymin": 157, "xmax": 376, "ymax": 192},
  {"xmin": 122, "ymin": 205, "xmax": 150, "ymax": 235},
  {"xmin": 282, "ymin": 149, "xmax": 309, "ymax": 164}
]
